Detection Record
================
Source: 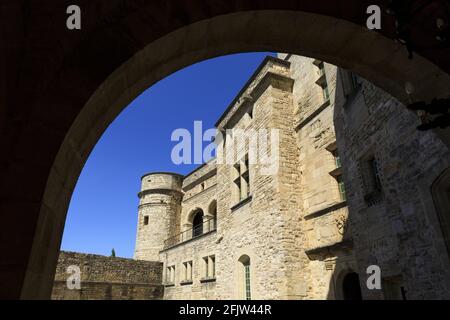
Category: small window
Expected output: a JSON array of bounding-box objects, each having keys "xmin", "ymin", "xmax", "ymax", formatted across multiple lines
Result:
[
  {"xmin": 349, "ymin": 72, "xmax": 360, "ymax": 90},
  {"xmin": 166, "ymin": 265, "xmax": 175, "ymax": 284},
  {"xmin": 321, "ymin": 82, "xmax": 330, "ymax": 102},
  {"xmin": 183, "ymin": 261, "xmax": 193, "ymax": 282},
  {"xmin": 192, "ymin": 210, "xmax": 204, "ymax": 238},
  {"xmin": 143, "ymin": 216, "xmax": 149, "ymax": 226},
  {"xmin": 202, "ymin": 255, "xmax": 215, "ymax": 279},
  {"xmin": 332, "ymin": 150, "xmax": 341, "ymax": 168},
  {"xmin": 342, "ymin": 272, "xmax": 362, "ymax": 300},
  {"xmin": 238, "ymin": 255, "xmax": 251, "ymax": 300},
  {"xmin": 361, "ymin": 155, "xmax": 383, "ymax": 205},
  {"xmin": 329, "ymin": 148, "xmax": 345, "ymax": 202},
  {"xmin": 382, "ymin": 277, "xmax": 406, "ymax": 300},
  {"xmin": 340, "ymin": 69, "xmax": 361, "ymax": 104},
  {"xmin": 363, "ymin": 156, "xmax": 382, "ymax": 192},
  {"xmin": 337, "ymin": 175, "xmax": 347, "ymax": 201},
  {"xmin": 318, "ymin": 62, "xmax": 326, "ymax": 77},
  {"xmin": 233, "ymin": 154, "xmax": 250, "ymax": 203},
  {"xmin": 316, "ymin": 62, "xmax": 329, "ymax": 102}
]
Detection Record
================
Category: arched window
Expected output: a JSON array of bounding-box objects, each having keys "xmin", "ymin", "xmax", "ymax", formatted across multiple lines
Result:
[
  {"xmin": 192, "ymin": 210, "xmax": 204, "ymax": 238},
  {"xmin": 342, "ymin": 272, "xmax": 362, "ymax": 300},
  {"xmin": 238, "ymin": 255, "xmax": 251, "ymax": 300}
]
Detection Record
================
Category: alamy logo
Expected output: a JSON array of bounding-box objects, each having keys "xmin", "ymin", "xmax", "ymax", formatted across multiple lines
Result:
[
  {"xmin": 66, "ymin": 5, "xmax": 81, "ymax": 30},
  {"xmin": 366, "ymin": 5, "xmax": 381, "ymax": 30},
  {"xmin": 171, "ymin": 121, "xmax": 279, "ymax": 175},
  {"xmin": 366, "ymin": 265, "xmax": 382, "ymax": 290},
  {"xmin": 66, "ymin": 265, "xmax": 81, "ymax": 290}
]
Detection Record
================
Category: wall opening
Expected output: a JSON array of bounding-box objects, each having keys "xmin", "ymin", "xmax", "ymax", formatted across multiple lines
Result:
[
  {"xmin": 432, "ymin": 167, "xmax": 450, "ymax": 258},
  {"xmin": 238, "ymin": 255, "xmax": 252, "ymax": 300},
  {"xmin": 192, "ymin": 210, "xmax": 204, "ymax": 238},
  {"xmin": 342, "ymin": 272, "xmax": 363, "ymax": 300}
]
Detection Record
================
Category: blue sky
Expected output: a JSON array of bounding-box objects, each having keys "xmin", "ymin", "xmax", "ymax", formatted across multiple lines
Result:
[{"xmin": 61, "ymin": 52, "xmax": 276, "ymax": 258}]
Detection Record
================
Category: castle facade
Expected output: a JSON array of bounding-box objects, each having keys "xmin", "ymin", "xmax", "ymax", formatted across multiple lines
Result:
[{"xmin": 133, "ymin": 54, "xmax": 450, "ymax": 300}]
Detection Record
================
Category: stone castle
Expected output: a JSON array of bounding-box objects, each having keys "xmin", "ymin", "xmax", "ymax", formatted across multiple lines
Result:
[{"xmin": 52, "ymin": 54, "xmax": 450, "ymax": 300}]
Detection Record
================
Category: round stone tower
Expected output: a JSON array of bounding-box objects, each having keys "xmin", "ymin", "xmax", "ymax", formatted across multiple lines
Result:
[{"xmin": 134, "ymin": 172, "xmax": 183, "ymax": 261}]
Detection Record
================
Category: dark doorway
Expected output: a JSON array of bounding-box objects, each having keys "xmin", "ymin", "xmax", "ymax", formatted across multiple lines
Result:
[
  {"xmin": 342, "ymin": 272, "xmax": 363, "ymax": 300},
  {"xmin": 432, "ymin": 168, "xmax": 450, "ymax": 258},
  {"xmin": 192, "ymin": 210, "xmax": 204, "ymax": 238}
]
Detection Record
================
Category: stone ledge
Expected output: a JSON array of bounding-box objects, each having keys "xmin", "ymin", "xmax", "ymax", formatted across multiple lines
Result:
[
  {"xmin": 182, "ymin": 183, "xmax": 217, "ymax": 202},
  {"xmin": 215, "ymin": 56, "xmax": 291, "ymax": 129},
  {"xmin": 303, "ymin": 201, "xmax": 347, "ymax": 220},
  {"xmin": 305, "ymin": 239, "xmax": 354, "ymax": 260},
  {"xmin": 160, "ymin": 230, "xmax": 217, "ymax": 253},
  {"xmin": 230, "ymin": 195, "xmax": 253, "ymax": 212},
  {"xmin": 200, "ymin": 277, "xmax": 216, "ymax": 284},
  {"xmin": 295, "ymin": 99, "xmax": 331, "ymax": 132},
  {"xmin": 329, "ymin": 167, "xmax": 343, "ymax": 178}
]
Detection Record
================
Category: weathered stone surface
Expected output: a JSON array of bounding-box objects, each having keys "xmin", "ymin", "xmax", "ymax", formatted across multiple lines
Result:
[
  {"xmin": 51, "ymin": 251, "xmax": 163, "ymax": 300},
  {"xmin": 129, "ymin": 54, "xmax": 450, "ymax": 300},
  {"xmin": 4, "ymin": 1, "xmax": 450, "ymax": 299}
]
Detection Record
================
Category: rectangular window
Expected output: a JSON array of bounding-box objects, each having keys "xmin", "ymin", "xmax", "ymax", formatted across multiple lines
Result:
[
  {"xmin": 202, "ymin": 255, "xmax": 215, "ymax": 279},
  {"xmin": 382, "ymin": 277, "xmax": 406, "ymax": 300},
  {"xmin": 341, "ymin": 69, "xmax": 361, "ymax": 99},
  {"xmin": 233, "ymin": 154, "xmax": 250, "ymax": 203},
  {"xmin": 316, "ymin": 62, "xmax": 329, "ymax": 102},
  {"xmin": 143, "ymin": 216, "xmax": 149, "ymax": 225},
  {"xmin": 369, "ymin": 157, "xmax": 382, "ymax": 191},
  {"xmin": 349, "ymin": 72, "xmax": 360, "ymax": 90},
  {"xmin": 322, "ymin": 83, "xmax": 330, "ymax": 101},
  {"xmin": 210, "ymin": 255, "xmax": 215, "ymax": 278},
  {"xmin": 329, "ymin": 147, "xmax": 346, "ymax": 202},
  {"xmin": 332, "ymin": 150, "xmax": 341, "ymax": 168},
  {"xmin": 203, "ymin": 256, "xmax": 209, "ymax": 278},
  {"xmin": 183, "ymin": 261, "xmax": 193, "ymax": 282},
  {"xmin": 337, "ymin": 175, "xmax": 347, "ymax": 201},
  {"xmin": 362, "ymin": 156, "xmax": 382, "ymax": 192},
  {"xmin": 361, "ymin": 155, "xmax": 383, "ymax": 205},
  {"xmin": 318, "ymin": 62, "xmax": 326, "ymax": 77},
  {"xmin": 166, "ymin": 265, "xmax": 175, "ymax": 284}
]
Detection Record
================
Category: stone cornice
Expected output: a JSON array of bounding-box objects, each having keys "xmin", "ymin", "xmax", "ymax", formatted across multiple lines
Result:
[
  {"xmin": 182, "ymin": 167, "xmax": 217, "ymax": 192},
  {"xmin": 215, "ymin": 56, "xmax": 292, "ymax": 131},
  {"xmin": 303, "ymin": 201, "xmax": 347, "ymax": 220},
  {"xmin": 217, "ymin": 71, "xmax": 294, "ymax": 131},
  {"xmin": 305, "ymin": 239, "xmax": 354, "ymax": 261},
  {"xmin": 182, "ymin": 183, "xmax": 217, "ymax": 202},
  {"xmin": 137, "ymin": 188, "xmax": 183, "ymax": 199},
  {"xmin": 295, "ymin": 99, "xmax": 331, "ymax": 132}
]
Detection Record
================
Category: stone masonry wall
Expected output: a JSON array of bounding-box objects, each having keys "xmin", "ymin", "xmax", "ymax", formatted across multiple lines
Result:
[
  {"xmin": 135, "ymin": 173, "xmax": 183, "ymax": 261},
  {"xmin": 334, "ymin": 72, "xmax": 450, "ymax": 299},
  {"xmin": 214, "ymin": 59, "xmax": 306, "ymax": 299},
  {"xmin": 287, "ymin": 55, "xmax": 353, "ymax": 299},
  {"xmin": 159, "ymin": 232, "xmax": 217, "ymax": 300},
  {"xmin": 51, "ymin": 251, "xmax": 163, "ymax": 300},
  {"xmin": 128, "ymin": 54, "xmax": 450, "ymax": 300}
]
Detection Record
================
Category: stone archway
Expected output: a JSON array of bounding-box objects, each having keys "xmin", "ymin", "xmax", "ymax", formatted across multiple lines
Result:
[{"xmin": 1, "ymin": 1, "xmax": 450, "ymax": 299}]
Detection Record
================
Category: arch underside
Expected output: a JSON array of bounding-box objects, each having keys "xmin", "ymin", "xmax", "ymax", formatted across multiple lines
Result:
[{"xmin": 0, "ymin": 1, "xmax": 449, "ymax": 299}]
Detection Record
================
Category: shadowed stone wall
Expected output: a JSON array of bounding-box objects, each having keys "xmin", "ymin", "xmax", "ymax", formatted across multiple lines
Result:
[
  {"xmin": 334, "ymin": 75, "xmax": 450, "ymax": 299},
  {"xmin": 51, "ymin": 251, "xmax": 163, "ymax": 300}
]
